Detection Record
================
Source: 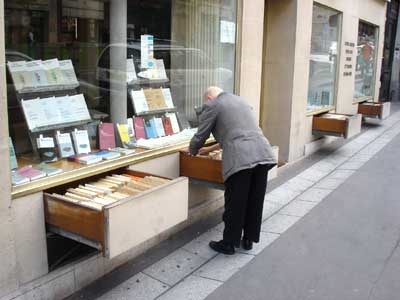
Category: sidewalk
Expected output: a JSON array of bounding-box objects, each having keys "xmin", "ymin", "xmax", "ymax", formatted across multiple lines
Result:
[{"xmin": 68, "ymin": 109, "xmax": 400, "ymax": 300}]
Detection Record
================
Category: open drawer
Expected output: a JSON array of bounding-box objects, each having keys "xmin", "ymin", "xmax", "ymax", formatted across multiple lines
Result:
[
  {"xmin": 312, "ymin": 113, "xmax": 362, "ymax": 139},
  {"xmin": 358, "ymin": 102, "xmax": 391, "ymax": 120},
  {"xmin": 179, "ymin": 151, "xmax": 224, "ymax": 189},
  {"xmin": 44, "ymin": 169, "xmax": 188, "ymax": 258}
]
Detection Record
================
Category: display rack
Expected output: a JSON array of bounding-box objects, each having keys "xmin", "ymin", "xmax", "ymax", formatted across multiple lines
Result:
[{"xmin": 16, "ymin": 88, "xmax": 92, "ymax": 160}]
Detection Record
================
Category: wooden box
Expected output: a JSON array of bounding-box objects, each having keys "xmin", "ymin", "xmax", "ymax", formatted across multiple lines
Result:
[
  {"xmin": 44, "ymin": 169, "xmax": 188, "ymax": 258},
  {"xmin": 358, "ymin": 102, "xmax": 391, "ymax": 120},
  {"xmin": 312, "ymin": 113, "xmax": 362, "ymax": 139},
  {"xmin": 180, "ymin": 151, "xmax": 224, "ymax": 185}
]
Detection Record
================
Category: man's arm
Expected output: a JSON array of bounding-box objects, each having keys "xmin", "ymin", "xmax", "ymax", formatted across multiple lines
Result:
[{"xmin": 189, "ymin": 104, "xmax": 218, "ymax": 156}]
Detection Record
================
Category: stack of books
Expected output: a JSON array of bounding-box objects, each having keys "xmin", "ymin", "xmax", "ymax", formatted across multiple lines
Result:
[{"xmin": 51, "ymin": 173, "xmax": 170, "ymax": 210}]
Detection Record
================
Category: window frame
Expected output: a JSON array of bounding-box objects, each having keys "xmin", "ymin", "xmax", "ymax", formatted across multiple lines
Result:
[
  {"xmin": 306, "ymin": 2, "xmax": 343, "ymax": 115},
  {"xmin": 353, "ymin": 19, "xmax": 380, "ymax": 104}
]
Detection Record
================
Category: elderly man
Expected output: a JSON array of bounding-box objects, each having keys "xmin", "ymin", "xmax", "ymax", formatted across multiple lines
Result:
[{"xmin": 189, "ymin": 86, "xmax": 277, "ymax": 255}]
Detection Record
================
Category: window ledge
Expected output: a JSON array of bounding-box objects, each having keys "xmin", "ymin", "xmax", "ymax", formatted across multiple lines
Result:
[{"xmin": 306, "ymin": 106, "xmax": 335, "ymax": 117}]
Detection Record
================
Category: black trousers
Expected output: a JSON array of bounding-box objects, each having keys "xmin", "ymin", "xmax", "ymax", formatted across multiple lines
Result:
[{"xmin": 223, "ymin": 164, "xmax": 272, "ymax": 247}]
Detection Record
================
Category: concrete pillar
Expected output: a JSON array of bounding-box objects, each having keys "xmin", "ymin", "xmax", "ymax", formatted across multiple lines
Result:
[
  {"xmin": 238, "ymin": 0, "xmax": 265, "ymax": 119},
  {"xmin": 110, "ymin": 0, "xmax": 127, "ymax": 123},
  {"xmin": 0, "ymin": 0, "xmax": 19, "ymax": 296}
]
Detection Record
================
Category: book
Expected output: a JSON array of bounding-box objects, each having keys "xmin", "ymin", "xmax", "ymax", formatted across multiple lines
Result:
[
  {"xmin": 126, "ymin": 58, "xmax": 137, "ymax": 83},
  {"xmin": 11, "ymin": 171, "xmax": 30, "ymax": 185},
  {"xmin": 7, "ymin": 61, "xmax": 28, "ymax": 92},
  {"xmin": 117, "ymin": 124, "xmax": 133, "ymax": 148},
  {"xmin": 162, "ymin": 88, "xmax": 175, "ymax": 109},
  {"xmin": 109, "ymin": 147, "xmax": 136, "ymax": 155},
  {"xmin": 153, "ymin": 117, "xmax": 166, "ymax": 137},
  {"xmin": 59, "ymin": 60, "xmax": 79, "ymax": 87},
  {"xmin": 165, "ymin": 113, "xmax": 180, "ymax": 133},
  {"xmin": 143, "ymin": 88, "xmax": 167, "ymax": 110},
  {"xmin": 25, "ymin": 60, "xmax": 48, "ymax": 89},
  {"xmin": 131, "ymin": 89, "xmax": 149, "ymax": 114},
  {"xmin": 56, "ymin": 131, "xmax": 75, "ymax": 158},
  {"xmin": 71, "ymin": 129, "xmax": 91, "ymax": 154},
  {"xmin": 94, "ymin": 150, "xmax": 121, "ymax": 160},
  {"xmin": 98, "ymin": 123, "xmax": 116, "ymax": 150},
  {"xmin": 36, "ymin": 135, "xmax": 57, "ymax": 162},
  {"xmin": 141, "ymin": 34, "xmax": 154, "ymax": 69},
  {"xmin": 9, "ymin": 137, "xmax": 18, "ymax": 170},
  {"xmin": 42, "ymin": 58, "xmax": 64, "ymax": 86},
  {"xmin": 17, "ymin": 165, "xmax": 46, "ymax": 180},
  {"xmin": 76, "ymin": 154, "xmax": 102, "ymax": 165},
  {"xmin": 144, "ymin": 118, "xmax": 157, "ymax": 139},
  {"xmin": 33, "ymin": 163, "xmax": 63, "ymax": 176},
  {"xmin": 154, "ymin": 59, "xmax": 168, "ymax": 80},
  {"xmin": 134, "ymin": 117, "xmax": 147, "ymax": 139},
  {"xmin": 162, "ymin": 116, "xmax": 174, "ymax": 136},
  {"xmin": 127, "ymin": 118, "xmax": 135, "ymax": 139}
]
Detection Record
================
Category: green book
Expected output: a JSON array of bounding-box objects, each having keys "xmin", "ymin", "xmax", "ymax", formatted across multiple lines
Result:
[
  {"xmin": 9, "ymin": 137, "xmax": 18, "ymax": 170},
  {"xmin": 33, "ymin": 163, "xmax": 62, "ymax": 176}
]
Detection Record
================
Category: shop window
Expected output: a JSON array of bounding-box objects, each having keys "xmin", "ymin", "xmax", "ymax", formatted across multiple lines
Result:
[
  {"xmin": 5, "ymin": 0, "xmax": 238, "ymax": 189},
  {"xmin": 354, "ymin": 21, "xmax": 378, "ymax": 100},
  {"xmin": 307, "ymin": 4, "xmax": 342, "ymax": 112}
]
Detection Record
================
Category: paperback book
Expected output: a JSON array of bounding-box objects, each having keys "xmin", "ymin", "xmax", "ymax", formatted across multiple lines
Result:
[
  {"xmin": 72, "ymin": 129, "xmax": 91, "ymax": 154},
  {"xmin": 98, "ymin": 123, "xmax": 116, "ymax": 150},
  {"xmin": 17, "ymin": 165, "xmax": 46, "ymax": 180},
  {"xmin": 56, "ymin": 131, "xmax": 75, "ymax": 158}
]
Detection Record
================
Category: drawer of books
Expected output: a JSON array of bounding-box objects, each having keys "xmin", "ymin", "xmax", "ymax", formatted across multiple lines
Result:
[
  {"xmin": 358, "ymin": 102, "xmax": 391, "ymax": 120},
  {"xmin": 44, "ymin": 169, "xmax": 188, "ymax": 258},
  {"xmin": 312, "ymin": 113, "xmax": 362, "ymax": 139},
  {"xmin": 180, "ymin": 150, "xmax": 224, "ymax": 186}
]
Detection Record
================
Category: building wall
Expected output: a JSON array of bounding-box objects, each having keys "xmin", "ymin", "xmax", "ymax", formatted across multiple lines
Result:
[{"xmin": 262, "ymin": 0, "xmax": 387, "ymax": 162}]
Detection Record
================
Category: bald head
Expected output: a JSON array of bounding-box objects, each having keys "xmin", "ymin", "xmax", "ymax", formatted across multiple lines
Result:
[{"xmin": 204, "ymin": 86, "xmax": 224, "ymax": 102}]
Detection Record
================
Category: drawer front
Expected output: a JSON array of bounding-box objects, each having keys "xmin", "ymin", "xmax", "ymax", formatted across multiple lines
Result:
[
  {"xmin": 180, "ymin": 152, "xmax": 224, "ymax": 184},
  {"xmin": 104, "ymin": 177, "xmax": 188, "ymax": 258},
  {"xmin": 312, "ymin": 117, "xmax": 347, "ymax": 135},
  {"xmin": 358, "ymin": 104, "xmax": 382, "ymax": 116},
  {"xmin": 44, "ymin": 194, "xmax": 105, "ymax": 248}
]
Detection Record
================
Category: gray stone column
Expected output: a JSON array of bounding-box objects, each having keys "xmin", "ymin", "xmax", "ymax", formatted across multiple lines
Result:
[
  {"xmin": 110, "ymin": 0, "xmax": 127, "ymax": 123},
  {"xmin": 0, "ymin": 0, "xmax": 19, "ymax": 296}
]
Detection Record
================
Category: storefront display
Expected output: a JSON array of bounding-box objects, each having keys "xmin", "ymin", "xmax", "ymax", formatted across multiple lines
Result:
[
  {"xmin": 307, "ymin": 4, "xmax": 342, "ymax": 112},
  {"xmin": 5, "ymin": 0, "xmax": 238, "ymax": 193},
  {"xmin": 354, "ymin": 21, "xmax": 378, "ymax": 100}
]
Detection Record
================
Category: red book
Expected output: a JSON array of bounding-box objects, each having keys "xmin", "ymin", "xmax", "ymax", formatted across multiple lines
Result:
[
  {"xmin": 98, "ymin": 123, "xmax": 116, "ymax": 150},
  {"xmin": 162, "ymin": 116, "xmax": 174, "ymax": 136},
  {"xmin": 134, "ymin": 117, "xmax": 147, "ymax": 139}
]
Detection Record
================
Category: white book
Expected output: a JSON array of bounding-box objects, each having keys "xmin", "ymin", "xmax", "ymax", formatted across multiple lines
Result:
[
  {"xmin": 77, "ymin": 155, "xmax": 101, "ymax": 165},
  {"xmin": 166, "ymin": 113, "xmax": 180, "ymax": 134},
  {"xmin": 36, "ymin": 135, "xmax": 55, "ymax": 148},
  {"xmin": 21, "ymin": 98, "xmax": 42, "ymax": 130},
  {"xmin": 7, "ymin": 61, "xmax": 28, "ymax": 92},
  {"xmin": 155, "ymin": 59, "xmax": 168, "ymax": 80},
  {"xmin": 141, "ymin": 34, "xmax": 154, "ymax": 69},
  {"xmin": 25, "ymin": 60, "xmax": 48, "ymax": 89},
  {"xmin": 64, "ymin": 94, "xmax": 91, "ymax": 123},
  {"xmin": 126, "ymin": 58, "xmax": 137, "ymax": 83},
  {"xmin": 153, "ymin": 117, "xmax": 166, "ymax": 137},
  {"xmin": 72, "ymin": 129, "xmax": 91, "ymax": 154},
  {"xmin": 59, "ymin": 60, "xmax": 79, "ymax": 87},
  {"xmin": 127, "ymin": 118, "xmax": 135, "ymax": 138},
  {"xmin": 42, "ymin": 58, "xmax": 64, "ymax": 87},
  {"xmin": 11, "ymin": 171, "xmax": 30, "ymax": 185},
  {"xmin": 131, "ymin": 89, "xmax": 149, "ymax": 114},
  {"xmin": 162, "ymin": 88, "xmax": 175, "ymax": 109},
  {"xmin": 56, "ymin": 131, "xmax": 75, "ymax": 158}
]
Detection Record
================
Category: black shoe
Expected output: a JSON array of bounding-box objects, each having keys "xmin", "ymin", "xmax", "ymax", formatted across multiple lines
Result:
[
  {"xmin": 209, "ymin": 240, "xmax": 235, "ymax": 255},
  {"xmin": 241, "ymin": 238, "xmax": 253, "ymax": 251}
]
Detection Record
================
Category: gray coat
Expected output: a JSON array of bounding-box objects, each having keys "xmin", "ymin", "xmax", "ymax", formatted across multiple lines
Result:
[{"xmin": 189, "ymin": 92, "xmax": 277, "ymax": 181}]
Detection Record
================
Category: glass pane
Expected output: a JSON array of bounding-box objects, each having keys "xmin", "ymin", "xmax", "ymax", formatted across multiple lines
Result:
[
  {"xmin": 354, "ymin": 21, "xmax": 378, "ymax": 100},
  {"xmin": 307, "ymin": 4, "xmax": 341, "ymax": 112},
  {"xmin": 4, "ymin": 0, "xmax": 237, "ymax": 186}
]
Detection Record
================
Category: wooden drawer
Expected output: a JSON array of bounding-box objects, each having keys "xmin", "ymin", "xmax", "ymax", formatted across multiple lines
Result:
[
  {"xmin": 358, "ymin": 102, "xmax": 391, "ymax": 120},
  {"xmin": 44, "ymin": 169, "xmax": 188, "ymax": 258},
  {"xmin": 180, "ymin": 151, "xmax": 224, "ymax": 185},
  {"xmin": 312, "ymin": 113, "xmax": 362, "ymax": 139}
]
